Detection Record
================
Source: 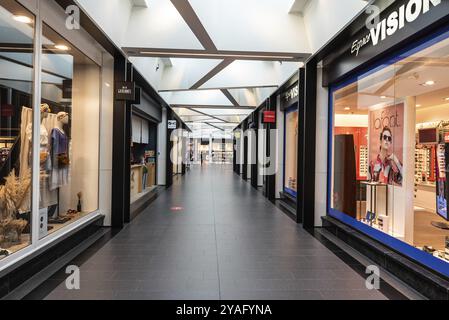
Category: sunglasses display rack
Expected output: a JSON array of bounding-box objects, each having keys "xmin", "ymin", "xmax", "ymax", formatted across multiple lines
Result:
[
  {"xmin": 414, "ymin": 148, "xmax": 431, "ymax": 184},
  {"xmin": 437, "ymin": 144, "xmax": 446, "ymax": 179},
  {"xmin": 359, "ymin": 146, "xmax": 369, "ymax": 178}
]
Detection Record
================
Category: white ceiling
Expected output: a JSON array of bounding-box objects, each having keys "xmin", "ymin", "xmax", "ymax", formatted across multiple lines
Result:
[{"xmin": 76, "ymin": 0, "xmax": 369, "ymax": 137}]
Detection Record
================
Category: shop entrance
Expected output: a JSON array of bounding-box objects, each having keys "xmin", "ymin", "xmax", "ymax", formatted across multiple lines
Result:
[{"xmin": 130, "ymin": 111, "xmax": 158, "ymax": 215}]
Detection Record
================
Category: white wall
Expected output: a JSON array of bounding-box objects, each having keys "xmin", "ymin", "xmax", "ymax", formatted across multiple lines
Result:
[
  {"xmin": 159, "ymin": 58, "xmax": 222, "ymax": 91},
  {"xmin": 98, "ymin": 53, "xmax": 115, "ymax": 227},
  {"xmin": 258, "ymin": 114, "xmax": 264, "ymax": 187},
  {"xmin": 202, "ymin": 61, "xmax": 302, "ymax": 90},
  {"xmin": 335, "ymin": 114, "xmax": 368, "ymax": 127},
  {"xmin": 129, "ymin": 57, "xmax": 166, "ymax": 92},
  {"xmin": 275, "ymin": 95, "xmax": 284, "ymax": 198},
  {"xmin": 303, "ymin": 0, "xmax": 367, "ymax": 52},
  {"xmin": 76, "ymin": 0, "xmax": 133, "ymax": 46},
  {"xmin": 160, "ymin": 90, "xmax": 233, "ymax": 106},
  {"xmin": 190, "ymin": 0, "xmax": 311, "ymax": 53},
  {"xmin": 122, "ymin": 2, "xmax": 203, "ymax": 49},
  {"xmin": 314, "ymin": 66, "xmax": 329, "ymax": 227},
  {"xmin": 157, "ymin": 108, "xmax": 168, "ymax": 185}
]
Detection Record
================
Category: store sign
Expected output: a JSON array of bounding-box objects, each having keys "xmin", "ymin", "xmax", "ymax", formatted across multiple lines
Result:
[
  {"xmin": 351, "ymin": 0, "xmax": 442, "ymax": 57},
  {"xmin": 284, "ymin": 85, "xmax": 299, "ymax": 104},
  {"xmin": 115, "ymin": 82, "xmax": 135, "ymax": 101},
  {"xmin": 324, "ymin": 0, "xmax": 449, "ymax": 85},
  {"xmin": 263, "ymin": 111, "xmax": 276, "ymax": 124},
  {"xmin": 280, "ymin": 82, "xmax": 299, "ymax": 110},
  {"xmin": 168, "ymin": 120, "xmax": 177, "ymax": 129}
]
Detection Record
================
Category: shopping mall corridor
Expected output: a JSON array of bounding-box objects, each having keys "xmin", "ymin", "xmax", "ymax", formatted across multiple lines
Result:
[{"xmin": 29, "ymin": 164, "xmax": 398, "ymax": 300}]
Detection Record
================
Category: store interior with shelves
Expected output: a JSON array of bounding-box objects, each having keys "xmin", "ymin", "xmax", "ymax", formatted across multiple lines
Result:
[{"xmin": 130, "ymin": 113, "xmax": 158, "ymax": 205}]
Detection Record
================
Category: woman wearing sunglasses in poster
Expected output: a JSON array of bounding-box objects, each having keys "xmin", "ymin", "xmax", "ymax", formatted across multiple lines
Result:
[{"xmin": 370, "ymin": 126, "xmax": 403, "ymax": 186}]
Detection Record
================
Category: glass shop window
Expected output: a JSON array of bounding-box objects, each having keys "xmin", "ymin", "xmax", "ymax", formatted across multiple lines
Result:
[
  {"xmin": 284, "ymin": 107, "xmax": 298, "ymax": 197},
  {"xmin": 331, "ymin": 30, "xmax": 449, "ymax": 265},
  {"xmin": 0, "ymin": 0, "xmax": 35, "ymax": 260},
  {"xmin": 37, "ymin": 24, "xmax": 100, "ymax": 239}
]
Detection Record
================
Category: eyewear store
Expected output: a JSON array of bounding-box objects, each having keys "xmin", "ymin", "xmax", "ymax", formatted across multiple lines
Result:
[
  {"xmin": 323, "ymin": 0, "xmax": 449, "ymax": 283},
  {"xmin": 0, "ymin": 0, "xmax": 113, "ymax": 270}
]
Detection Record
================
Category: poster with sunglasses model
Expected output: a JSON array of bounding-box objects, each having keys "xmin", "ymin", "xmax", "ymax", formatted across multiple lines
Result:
[{"xmin": 368, "ymin": 103, "xmax": 404, "ymax": 187}]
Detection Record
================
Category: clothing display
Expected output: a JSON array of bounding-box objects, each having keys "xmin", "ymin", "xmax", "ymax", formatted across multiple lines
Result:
[
  {"xmin": 49, "ymin": 128, "xmax": 70, "ymax": 191},
  {"xmin": 18, "ymin": 107, "xmax": 71, "ymax": 212}
]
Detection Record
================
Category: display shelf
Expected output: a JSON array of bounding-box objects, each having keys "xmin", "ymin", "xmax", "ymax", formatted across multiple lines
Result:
[
  {"xmin": 415, "ymin": 147, "xmax": 432, "ymax": 184},
  {"xmin": 46, "ymin": 211, "xmax": 92, "ymax": 237},
  {"xmin": 359, "ymin": 146, "xmax": 368, "ymax": 178}
]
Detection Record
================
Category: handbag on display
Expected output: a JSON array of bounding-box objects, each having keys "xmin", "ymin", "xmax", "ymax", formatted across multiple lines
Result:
[{"xmin": 56, "ymin": 153, "xmax": 70, "ymax": 167}]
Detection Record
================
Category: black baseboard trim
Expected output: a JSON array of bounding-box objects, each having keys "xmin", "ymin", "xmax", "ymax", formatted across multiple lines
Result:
[
  {"xmin": 0, "ymin": 215, "xmax": 105, "ymax": 299},
  {"xmin": 322, "ymin": 215, "xmax": 449, "ymax": 300},
  {"xmin": 130, "ymin": 187, "xmax": 162, "ymax": 220}
]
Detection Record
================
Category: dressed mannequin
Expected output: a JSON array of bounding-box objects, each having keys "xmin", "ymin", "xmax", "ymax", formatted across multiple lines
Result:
[
  {"xmin": 26, "ymin": 104, "xmax": 51, "ymax": 168},
  {"xmin": 49, "ymin": 112, "xmax": 70, "ymax": 191},
  {"xmin": 24, "ymin": 104, "xmax": 58, "ymax": 210}
]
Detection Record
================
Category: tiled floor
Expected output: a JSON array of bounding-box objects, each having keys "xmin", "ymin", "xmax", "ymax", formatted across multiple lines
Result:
[{"xmin": 39, "ymin": 164, "xmax": 391, "ymax": 300}]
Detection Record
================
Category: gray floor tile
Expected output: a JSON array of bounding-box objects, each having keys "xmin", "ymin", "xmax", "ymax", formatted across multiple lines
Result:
[{"xmin": 44, "ymin": 165, "xmax": 389, "ymax": 300}]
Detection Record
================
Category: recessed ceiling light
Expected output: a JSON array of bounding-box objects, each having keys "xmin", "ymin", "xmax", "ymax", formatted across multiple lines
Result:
[
  {"xmin": 380, "ymin": 96, "xmax": 387, "ymax": 99},
  {"xmin": 54, "ymin": 44, "xmax": 70, "ymax": 51},
  {"xmin": 344, "ymin": 107, "xmax": 351, "ymax": 111},
  {"xmin": 416, "ymin": 104, "xmax": 422, "ymax": 107},
  {"xmin": 421, "ymin": 80, "xmax": 435, "ymax": 87},
  {"xmin": 13, "ymin": 15, "xmax": 32, "ymax": 24},
  {"xmin": 445, "ymin": 97, "xmax": 449, "ymax": 101}
]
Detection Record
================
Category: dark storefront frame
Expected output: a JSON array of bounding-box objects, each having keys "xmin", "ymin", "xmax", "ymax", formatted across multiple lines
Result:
[
  {"xmin": 234, "ymin": 70, "xmax": 306, "ymax": 223},
  {"xmin": 327, "ymin": 24, "xmax": 449, "ymax": 279},
  {"xmin": 283, "ymin": 105, "xmax": 299, "ymax": 199}
]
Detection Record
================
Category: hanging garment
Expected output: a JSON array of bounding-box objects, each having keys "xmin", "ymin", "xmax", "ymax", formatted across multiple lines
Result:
[{"xmin": 49, "ymin": 128, "xmax": 70, "ymax": 191}]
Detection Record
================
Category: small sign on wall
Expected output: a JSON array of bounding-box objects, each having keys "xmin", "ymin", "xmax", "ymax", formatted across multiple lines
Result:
[
  {"xmin": 263, "ymin": 111, "xmax": 276, "ymax": 124},
  {"xmin": 115, "ymin": 81, "xmax": 136, "ymax": 101},
  {"xmin": 168, "ymin": 120, "xmax": 177, "ymax": 129}
]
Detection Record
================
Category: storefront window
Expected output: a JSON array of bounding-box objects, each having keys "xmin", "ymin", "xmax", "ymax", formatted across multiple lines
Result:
[
  {"xmin": 130, "ymin": 114, "xmax": 157, "ymax": 204},
  {"xmin": 0, "ymin": 0, "xmax": 34, "ymax": 260},
  {"xmin": 38, "ymin": 24, "xmax": 100, "ymax": 238},
  {"xmin": 331, "ymin": 28, "xmax": 449, "ymax": 268},
  {"xmin": 285, "ymin": 107, "xmax": 298, "ymax": 197},
  {"xmin": 212, "ymin": 139, "xmax": 233, "ymax": 164}
]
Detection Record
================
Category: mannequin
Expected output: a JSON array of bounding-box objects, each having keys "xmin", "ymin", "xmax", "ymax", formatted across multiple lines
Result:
[
  {"xmin": 49, "ymin": 112, "xmax": 70, "ymax": 191},
  {"xmin": 26, "ymin": 103, "xmax": 51, "ymax": 168},
  {"xmin": 55, "ymin": 112, "xmax": 69, "ymax": 132},
  {"xmin": 24, "ymin": 104, "xmax": 58, "ymax": 211}
]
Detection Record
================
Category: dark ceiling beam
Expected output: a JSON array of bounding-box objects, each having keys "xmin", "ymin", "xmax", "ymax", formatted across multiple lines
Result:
[
  {"xmin": 221, "ymin": 89, "xmax": 240, "ymax": 107},
  {"xmin": 190, "ymin": 58, "xmax": 234, "ymax": 89},
  {"xmin": 205, "ymin": 122, "xmax": 225, "ymax": 131},
  {"xmin": 170, "ymin": 0, "xmax": 217, "ymax": 51},
  {"xmin": 178, "ymin": 113, "xmax": 250, "ymax": 117},
  {"xmin": 171, "ymin": 104, "xmax": 255, "ymax": 110},
  {"xmin": 159, "ymin": 85, "xmax": 278, "ymax": 93},
  {"xmin": 188, "ymin": 108, "xmax": 230, "ymax": 123},
  {"xmin": 123, "ymin": 47, "xmax": 308, "ymax": 62}
]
